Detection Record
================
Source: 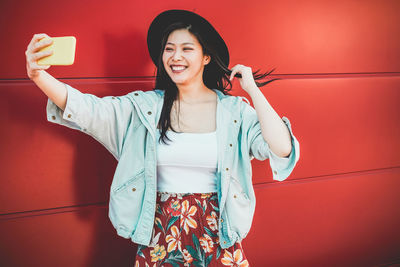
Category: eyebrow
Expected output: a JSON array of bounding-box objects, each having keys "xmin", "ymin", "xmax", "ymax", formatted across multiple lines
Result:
[{"xmin": 166, "ymin": 42, "xmax": 195, "ymax": 46}]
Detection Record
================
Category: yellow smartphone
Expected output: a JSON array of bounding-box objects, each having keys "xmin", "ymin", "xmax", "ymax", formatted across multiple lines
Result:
[{"xmin": 37, "ymin": 36, "xmax": 76, "ymax": 66}]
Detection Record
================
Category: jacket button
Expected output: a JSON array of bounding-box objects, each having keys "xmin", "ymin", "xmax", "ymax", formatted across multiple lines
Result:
[
  {"xmin": 229, "ymin": 144, "xmax": 232, "ymax": 147},
  {"xmin": 234, "ymin": 120, "xmax": 237, "ymax": 123},
  {"xmin": 112, "ymin": 96, "xmax": 116, "ymax": 99},
  {"xmin": 132, "ymin": 187, "xmax": 136, "ymax": 192},
  {"xmin": 134, "ymin": 92, "xmax": 138, "ymax": 96},
  {"xmin": 147, "ymin": 111, "xmax": 152, "ymax": 115},
  {"xmin": 273, "ymin": 170, "xmax": 278, "ymax": 175},
  {"xmin": 220, "ymin": 218, "xmax": 223, "ymax": 223},
  {"xmin": 226, "ymin": 168, "xmax": 229, "ymax": 171},
  {"xmin": 67, "ymin": 114, "xmax": 72, "ymax": 118},
  {"xmin": 233, "ymin": 194, "xmax": 237, "ymax": 198},
  {"xmin": 223, "ymin": 241, "xmax": 227, "ymax": 244},
  {"xmin": 51, "ymin": 115, "xmax": 56, "ymax": 120}
]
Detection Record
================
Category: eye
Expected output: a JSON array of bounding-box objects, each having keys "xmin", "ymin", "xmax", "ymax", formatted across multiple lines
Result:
[
  {"xmin": 165, "ymin": 47, "xmax": 173, "ymax": 51},
  {"xmin": 183, "ymin": 48, "xmax": 193, "ymax": 51}
]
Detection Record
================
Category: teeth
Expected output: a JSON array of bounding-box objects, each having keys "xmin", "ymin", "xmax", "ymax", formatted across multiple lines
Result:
[{"xmin": 171, "ymin": 66, "xmax": 186, "ymax": 71}]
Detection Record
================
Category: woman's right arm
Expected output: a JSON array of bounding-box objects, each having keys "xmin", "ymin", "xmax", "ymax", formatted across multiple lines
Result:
[{"xmin": 25, "ymin": 33, "xmax": 136, "ymax": 160}]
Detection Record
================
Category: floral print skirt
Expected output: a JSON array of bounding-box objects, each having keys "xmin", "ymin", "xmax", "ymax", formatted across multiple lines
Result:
[{"xmin": 134, "ymin": 191, "xmax": 249, "ymax": 267}]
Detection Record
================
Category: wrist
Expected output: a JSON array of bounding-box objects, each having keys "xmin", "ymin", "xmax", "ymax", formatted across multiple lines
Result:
[
  {"xmin": 246, "ymin": 85, "xmax": 261, "ymax": 98},
  {"xmin": 30, "ymin": 70, "xmax": 44, "ymax": 82}
]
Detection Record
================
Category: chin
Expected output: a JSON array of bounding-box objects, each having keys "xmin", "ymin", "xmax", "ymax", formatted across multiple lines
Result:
[
  {"xmin": 173, "ymin": 80, "xmax": 189, "ymax": 86},
  {"xmin": 170, "ymin": 76, "xmax": 189, "ymax": 85}
]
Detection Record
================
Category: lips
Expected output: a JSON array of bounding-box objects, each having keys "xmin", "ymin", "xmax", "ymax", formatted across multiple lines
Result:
[{"xmin": 170, "ymin": 65, "xmax": 187, "ymax": 72}]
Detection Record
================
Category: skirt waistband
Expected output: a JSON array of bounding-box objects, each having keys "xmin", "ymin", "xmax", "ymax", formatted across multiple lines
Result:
[{"xmin": 157, "ymin": 191, "xmax": 217, "ymax": 198}]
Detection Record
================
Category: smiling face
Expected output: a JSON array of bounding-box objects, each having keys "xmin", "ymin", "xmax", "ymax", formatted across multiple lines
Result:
[{"xmin": 162, "ymin": 28, "xmax": 210, "ymax": 86}]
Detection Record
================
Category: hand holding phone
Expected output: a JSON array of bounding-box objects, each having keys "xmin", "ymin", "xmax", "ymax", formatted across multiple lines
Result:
[{"xmin": 37, "ymin": 36, "xmax": 76, "ymax": 66}]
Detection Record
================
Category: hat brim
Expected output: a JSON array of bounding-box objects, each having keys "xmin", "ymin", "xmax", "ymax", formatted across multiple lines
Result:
[{"xmin": 147, "ymin": 9, "xmax": 229, "ymax": 67}]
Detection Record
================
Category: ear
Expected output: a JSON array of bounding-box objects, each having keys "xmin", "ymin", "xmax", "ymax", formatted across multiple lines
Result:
[{"xmin": 204, "ymin": 55, "xmax": 211, "ymax": 65}]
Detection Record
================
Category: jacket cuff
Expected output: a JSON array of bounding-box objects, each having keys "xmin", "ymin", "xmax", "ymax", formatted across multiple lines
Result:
[{"xmin": 269, "ymin": 116, "xmax": 300, "ymax": 182}]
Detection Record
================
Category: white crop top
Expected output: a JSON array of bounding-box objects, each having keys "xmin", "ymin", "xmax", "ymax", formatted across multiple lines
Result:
[{"xmin": 156, "ymin": 129, "xmax": 218, "ymax": 193}]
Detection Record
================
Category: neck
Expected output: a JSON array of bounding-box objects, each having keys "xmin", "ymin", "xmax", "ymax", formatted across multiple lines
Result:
[{"xmin": 176, "ymin": 82, "xmax": 212, "ymax": 103}]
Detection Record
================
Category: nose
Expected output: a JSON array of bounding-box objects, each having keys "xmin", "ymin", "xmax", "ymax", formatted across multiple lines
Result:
[{"xmin": 172, "ymin": 49, "xmax": 183, "ymax": 61}]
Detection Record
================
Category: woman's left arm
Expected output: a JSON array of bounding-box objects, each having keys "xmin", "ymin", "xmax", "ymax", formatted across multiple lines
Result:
[
  {"xmin": 246, "ymin": 86, "xmax": 292, "ymax": 157},
  {"xmin": 230, "ymin": 64, "xmax": 292, "ymax": 158}
]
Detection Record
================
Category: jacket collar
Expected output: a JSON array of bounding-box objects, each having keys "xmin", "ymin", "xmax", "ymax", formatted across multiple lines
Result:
[{"xmin": 128, "ymin": 88, "xmax": 242, "ymax": 139}]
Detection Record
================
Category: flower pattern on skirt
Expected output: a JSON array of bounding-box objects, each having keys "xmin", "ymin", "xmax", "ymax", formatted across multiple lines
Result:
[{"xmin": 134, "ymin": 192, "xmax": 249, "ymax": 267}]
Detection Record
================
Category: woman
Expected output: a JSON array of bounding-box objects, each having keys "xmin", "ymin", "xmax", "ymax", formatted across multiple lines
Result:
[{"xmin": 26, "ymin": 9, "xmax": 300, "ymax": 267}]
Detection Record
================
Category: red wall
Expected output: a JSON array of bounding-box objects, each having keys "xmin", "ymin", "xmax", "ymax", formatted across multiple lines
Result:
[{"xmin": 1, "ymin": 0, "xmax": 400, "ymax": 266}]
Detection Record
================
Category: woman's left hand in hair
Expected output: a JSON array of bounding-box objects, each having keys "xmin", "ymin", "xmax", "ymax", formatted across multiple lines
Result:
[{"xmin": 229, "ymin": 64, "xmax": 258, "ymax": 94}]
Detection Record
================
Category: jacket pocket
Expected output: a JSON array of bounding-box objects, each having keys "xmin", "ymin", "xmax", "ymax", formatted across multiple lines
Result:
[
  {"xmin": 113, "ymin": 169, "xmax": 145, "ymax": 193},
  {"xmin": 224, "ymin": 175, "xmax": 251, "ymax": 238},
  {"xmin": 109, "ymin": 169, "xmax": 146, "ymax": 236}
]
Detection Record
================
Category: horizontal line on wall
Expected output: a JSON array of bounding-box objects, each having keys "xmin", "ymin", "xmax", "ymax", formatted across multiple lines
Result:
[
  {"xmin": 0, "ymin": 201, "xmax": 107, "ymax": 221},
  {"xmin": 254, "ymin": 165, "xmax": 400, "ymax": 189},
  {"xmin": 373, "ymin": 257, "xmax": 400, "ymax": 267},
  {"xmin": 0, "ymin": 77, "xmax": 156, "ymax": 85},
  {"xmin": 1, "ymin": 166, "xmax": 399, "ymax": 221},
  {"xmin": 1, "ymin": 72, "xmax": 399, "ymax": 83},
  {"xmin": 272, "ymin": 72, "xmax": 400, "ymax": 79}
]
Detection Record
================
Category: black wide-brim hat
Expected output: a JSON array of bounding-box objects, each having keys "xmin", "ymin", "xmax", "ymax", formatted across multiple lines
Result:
[{"xmin": 147, "ymin": 9, "xmax": 229, "ymax": 67}]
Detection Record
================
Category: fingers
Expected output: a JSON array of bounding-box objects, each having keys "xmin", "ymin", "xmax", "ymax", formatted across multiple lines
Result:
[
  {"xmin": 230, "ymin": 68, "xmax": 238, "ymax": 81},
  {"xmin": 34, "ymin": 38, "xmax": 53, "ymax": 53},
  {"xmin": 230, "ymin": 64, "xmax": 251, "ymax": 80},
  {"xmin": 33, "ymin": 50, "xmax": 53, "ymax": 61},
  {"xmin": 27, "ymin": 33, "xmax": 53, "ymax": 54},
  {"xmin": 25, "ymin": 34, "xmax": 53, "ymax": 78},
  {"xmin": 26, "ymin": 50, "xmax": 53, "ymax": 66},
  {"xmin": 26, "ymin": 33, "xmax": 53, "ymax": 63},
  {"xmin": 230, "ymin": 64, "xmax": 240, "ymax": 80},
  {"xmin": 32, "ymin": 61, "xmax": 51, "ymax": 70},
  {"xmin": 27, "ymin": 33, "xmax": 51, "ymax": 50}
]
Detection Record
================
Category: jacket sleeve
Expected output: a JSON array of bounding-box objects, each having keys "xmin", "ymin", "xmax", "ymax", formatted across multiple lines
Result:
[
  {"xmin": 46, "ymin": 82, "xmax": 135, "ymax": 160},
  {"xmin": 241, "ymin": 100, "xmax": 300, "ymax": 181}
]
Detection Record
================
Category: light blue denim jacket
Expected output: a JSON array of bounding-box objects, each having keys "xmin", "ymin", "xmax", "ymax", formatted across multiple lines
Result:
[{"xmin": 46, "ymin": 83, "xmax": 300, "ymax": 249}]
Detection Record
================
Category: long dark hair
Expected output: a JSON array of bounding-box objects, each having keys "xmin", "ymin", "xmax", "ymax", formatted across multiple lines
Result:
[{"xmin": 154, "ymin": 21, "xmax": 280, "ymax": 145}]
